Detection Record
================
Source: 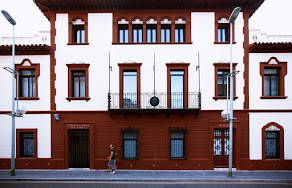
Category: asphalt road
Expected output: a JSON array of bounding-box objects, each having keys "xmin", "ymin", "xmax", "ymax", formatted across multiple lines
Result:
[{"xmin": 0, "ymin": 181, "xmax": 292, "ymax": 188}]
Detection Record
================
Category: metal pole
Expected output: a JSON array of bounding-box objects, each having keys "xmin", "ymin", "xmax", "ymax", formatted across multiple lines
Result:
[
  {"xmin": 11, "ymin": 24, "xmax": 16, "ymax": 176},
  {"xmin": 226, "ymin": 76, "xmax": 229, "ymax": 120},
  {"xmin": 228, "ymin": 22, "xmax": 233, "ymax": 177}
]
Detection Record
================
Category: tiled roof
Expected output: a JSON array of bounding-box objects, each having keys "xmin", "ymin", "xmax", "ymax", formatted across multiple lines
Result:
[
  {"xmin": 0, "ymin": 44, "xmax": 50, "ymax": 55},
  {"xmin": 249, "ymin": 42, "xmax": 292, "ymax": 53}
]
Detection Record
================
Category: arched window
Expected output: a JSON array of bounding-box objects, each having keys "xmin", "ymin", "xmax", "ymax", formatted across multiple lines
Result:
[
  {"xmin": 160, "ymin": 17, "xmax": 171, "ymax": 43},
  {"xmin": 68, "ymin": 14, "xmax": 88, "ymax": 45},
  {"xmin": 217, "ymin": 17, "xmax": 229, "ymax": 43},
  {"xmin": 260, "ymin": 57, "xmax": 287, "ymax": 99},
  {"xmin": 175, "ymin": 17, "xmax": 186, "ymax": 43},
  {"xmin": 146, "ymin": 17, "xmax": 157, "ymax": 43},
  {"xmin": 118, "ymin": 18, "xmax": 129, "ymax": 43},
  {"xmin": 262, "ymin": 122, "xmax": 284, "ymax": 160},
  {"xmin": 132, "ymin": 17, "xmax": 143, "ymax": 43}
]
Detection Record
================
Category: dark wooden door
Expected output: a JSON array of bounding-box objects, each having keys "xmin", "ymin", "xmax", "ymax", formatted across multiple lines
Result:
[
  {"xmin": 214, "ymin": 129, "xmax": 235, "ymax": 167},
  {"xmin": 69, "ymin": 129, "xmax": 89, "ymax": 168}
]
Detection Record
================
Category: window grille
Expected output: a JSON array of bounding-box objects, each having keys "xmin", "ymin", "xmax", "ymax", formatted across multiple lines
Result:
[{"xmin": 20, "ymin": 132, "xmax": 34, "ymax": 157}]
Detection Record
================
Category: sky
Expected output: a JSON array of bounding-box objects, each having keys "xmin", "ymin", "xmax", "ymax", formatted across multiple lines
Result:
[{"xmin": 0, "ymin": 0, "xmax": 292, "ymax": 37}]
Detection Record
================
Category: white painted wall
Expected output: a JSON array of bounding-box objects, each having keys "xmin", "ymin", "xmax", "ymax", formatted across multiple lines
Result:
[
  {"xmin": 249, "ymin": 53, "xmax": 292, "ymax": 109},
  {"xmin": 0, "ymin": 114, "xmax": 51, "ymax": 158},
  {"xmin": 0, "ymin": 55, "xmax": 51, "ymax": 111},
  {"xmin": 54, "ymin": 12, "xmax": 245, "ymax": 111},
  {"xmin": 249, "ymin": 113, "xmax": 292, "ymax": 160}
]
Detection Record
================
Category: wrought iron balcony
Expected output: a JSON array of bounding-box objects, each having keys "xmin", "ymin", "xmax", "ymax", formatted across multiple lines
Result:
[{"xmin": 108, "ymin": 92, "xmax": 201, "ymax": 110}]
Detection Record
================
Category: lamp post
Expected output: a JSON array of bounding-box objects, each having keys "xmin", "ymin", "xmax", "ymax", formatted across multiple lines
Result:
[
  {"xmin": 227, "ymin": 7, "xmax": 241, "ymax": 177},
  {"xmin": 1, "ymin": 10, "xmax": 17, "ymax": 176}
]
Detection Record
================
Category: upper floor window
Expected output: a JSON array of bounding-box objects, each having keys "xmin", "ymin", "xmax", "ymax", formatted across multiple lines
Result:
[
  {"xmin": 213, "ymin": 63, "xmax": 237, "ymax": 100},
  {"xmin": 217, "ymin": 69, "xmax": 230, "ymax": 96},
  {"xmin": 167, "ymin": 63, "xmax": 189, "ymax": 108},
  {"xmin": 20, "ymin": 69, "xmax": 36, "ymax": 98},
  {"xmin": 123, "ymin": 71, "xmax": 138, "ymax": 108},
  {"xmin": 72, "ymin": 70, "xmax": 86, "ymax": 97},
  {"xmin": 132, "ymin": 18, "xmax": 143, "ymax": 43},
  {"xmin": 113, "ymin": 13, "xmax": 191, "ymax": 44},
  {"xmin": 175, "ymin": 18, "xmax": 185, "ymax": 43},
  {"xmin": 66, "ymin": 64, "xmax": 90, "ymax": 101},
  {"xmin": 146, "ymin": 18, "xmax": 157, "ymax": 43},
  {"xmin": 260, "ymin": 57, "xmax": 287, "ymax": 99},
  {"xmin": 170, "ymin": 70, "xmax": 184, "ymax": 109},
  {"xmin": 161, "ymin": 18, "xmax": 171, "ymax": 43},
  {"xmin": 118, "ymin": 18, "xmax": 129, "ymax": 43},
  {"xmin": 119, "ymin": 63, "xmax": 141, "ymax": 109},
  {"xmin": 68, "ymin": 14, "xmax": 88, "ymax": 45},
  {"xmin": 215, "ymin": 14, "xmax": 235, "ymax": 44},
  {"xmin": 218, "ymin": 22, "xmax": 229, "ymax": 42},
  {"xmin": 15, "ymin": 59, "xmax": 40, "ymax": 100},
  {"xmin": 262, "ymin": 123, "xmax": 284, "ymax": 160},
  {"xmin": 264, "ymin": 68, "xmax": 279, "ymax": 96}
]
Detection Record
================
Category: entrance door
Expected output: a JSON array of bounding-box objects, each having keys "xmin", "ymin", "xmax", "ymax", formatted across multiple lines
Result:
[
  {"xmin": 68, "ymin": 129, "xmax": 89, "ymax": 168},
  {"xmin": 214, "ymin": 129, "xmax": 235, "ymax": 167}
]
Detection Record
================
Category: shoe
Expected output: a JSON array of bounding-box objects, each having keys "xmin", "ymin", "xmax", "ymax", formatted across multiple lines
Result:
[{"xmin": 112, "ymin": 170, "xmax": 116, "ymax": 174}]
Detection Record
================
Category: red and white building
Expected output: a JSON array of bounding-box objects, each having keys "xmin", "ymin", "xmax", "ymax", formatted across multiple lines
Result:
[{"xmin": 0, "ymin": 0, "xmax": 291, "ymax": 170}]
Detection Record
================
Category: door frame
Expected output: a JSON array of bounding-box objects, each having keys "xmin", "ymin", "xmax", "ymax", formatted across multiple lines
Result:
[
  {"xmin": 210, "ymin": 121, "xmax": 240, "ymax": 169},
  {"xmin": 64, "ymin": 123, "xmax": 94, "ymax": 169}
]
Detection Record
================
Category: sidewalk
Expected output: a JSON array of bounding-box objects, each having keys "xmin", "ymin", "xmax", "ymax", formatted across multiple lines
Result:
[{"xmin": 0, "ymin": 169, "xmax": 292, "ymax": 183}]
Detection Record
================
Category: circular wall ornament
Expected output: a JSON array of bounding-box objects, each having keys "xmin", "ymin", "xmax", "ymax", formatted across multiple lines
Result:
[{"xmin": 150, "ymin": 96, "xmax": 159, "ymax": 106}]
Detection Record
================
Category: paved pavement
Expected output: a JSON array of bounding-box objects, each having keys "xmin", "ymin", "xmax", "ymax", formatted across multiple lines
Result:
[{"xmin": 0, "ymin": 169, "xmax": 292, "ymax": 183}]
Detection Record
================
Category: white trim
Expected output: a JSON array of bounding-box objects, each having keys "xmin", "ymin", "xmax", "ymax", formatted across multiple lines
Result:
[
  {"xmin": 146, "ymin": 18, "xmax": 157, "ymax": 24},
  {"xmin": 218, "ymin": 17, "xmax": 229, "ymax": 24},
  {"xmin": 72, "ymin": 19, "xmax": 85, "ymax": 25},
  {"xmin": 161, "ymin": 18, "xmax": 171, "ymax": 24},
  {"xmin": 265, "ymin": 125, "xmax": 280, "ymax": 131},
  {"xmin": 175, "ymin": 18, "xmax": 186, "ymax": 24},
  {"xmin": 118, "ymin": 19, "xmax": 129, "ymax": 24},
  {"xmin": 132, "ymin": 18, "xmax": 143, "ymax": 24}
]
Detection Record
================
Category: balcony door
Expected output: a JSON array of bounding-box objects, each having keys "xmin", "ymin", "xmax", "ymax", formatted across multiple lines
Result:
[
  {"xmin": 170, "ymin": 70, "xmax": 184, "ymax": 108},
  {"xmin": 123, "ymin": 71, "xmax": 138, "ymax": 108}
]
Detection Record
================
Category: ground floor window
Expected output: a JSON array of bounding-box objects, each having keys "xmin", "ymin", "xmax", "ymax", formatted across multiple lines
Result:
[
  {"xmin": 121, "ymin": 128, "xmax": 139, "ymax": 160},
  {"xmin": 17, "ymin": 129, "xmax": 37, "ymax": 158}
]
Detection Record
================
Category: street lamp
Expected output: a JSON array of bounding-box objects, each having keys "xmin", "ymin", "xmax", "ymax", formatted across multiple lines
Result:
[
  {"xmin": 1, "ymin": 10, "xmax": 18, "ymax": 176},
  {"xmin": 221, "ymin": 7, "xmax": 241, "ymax": 177},
  {"xmin": 227, "ymin": 7, "xmax": 241, "ymax": 177}
]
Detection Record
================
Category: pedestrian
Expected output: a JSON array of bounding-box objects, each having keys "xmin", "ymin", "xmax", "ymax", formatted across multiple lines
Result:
[
  {"xmin": 107, "ymin": 152, "xmax": 117, "ymax": 172},
  {"xmin": 108, "ymin": 144, "xmax": 116, "ymax": 174}
]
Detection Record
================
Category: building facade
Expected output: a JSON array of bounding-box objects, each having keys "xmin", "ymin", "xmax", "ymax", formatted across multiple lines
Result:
[{"xmin": 0, "ymin": 0, "xmax": 291, "ymax": 170}]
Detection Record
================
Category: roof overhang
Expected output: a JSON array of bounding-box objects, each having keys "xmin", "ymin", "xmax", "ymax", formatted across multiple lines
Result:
[
  {"xmin": 34, "ymin": 0, "xmax": 264, "ymax": 20},
  {"xmin": 249, "ymin": 42, "xmax": 292, "ymax": 53},
  {"xmin": 0, "ymin": 44, "xmax": 50, "ymax": 55}
]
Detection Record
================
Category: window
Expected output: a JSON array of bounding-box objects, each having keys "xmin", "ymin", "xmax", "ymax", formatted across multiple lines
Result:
[
  {"xmin": 167, "ymin": 63, "xmax": 189, "ymax": 108},
  {"xmin": 73, "ymin": 25, "xmax": 85, "ymax": 43},
  {"xmin": 262, "ymin": 123, "xmax": 284, "ymax": 160},
  {"xmin": 68, "ymin": 14, "xmax": 88, "ymax": 45},
  {"xmin": 217, "ymin": 69, "xmax": 230, "ymax": 96},
  {"xmin": 119, "ymin": 63, "xmax": 141, "ymax": 109},
  {"xmin": 20, "ymin": 69, "xmax": 36, "ymax": 97},
  {"xmin": 218, "ymin": 23, "xmax": 229, "ymax": 42},
  {"xmin": 260, "ymin": 57, "xmax": 287, "ymax": 99},
  {"xmin": 16, "ymin": 129, "xmax": 37, "ymax": 158},
  {"xmin": 215, "ymin": 14, "xmax": 235, "ymax": 44},
  {"xmin": 66, "ymin": 64, "xmax": 90, "ymax": 101},
  {"xmin": 265, "ymin": 131, "xmax": 280, "ymax": 159},
  {"xmin": 264, "ymin": 69, "xmax": 279, "ymax": 96},
  {"xmin": 123, "ymin": 132, "xmax": 137, "ymax": 159},
  {"xmin": 15, "ymin": 59, "xmax": 40, "ymax": 100},
  {"xmin": 119, "ymin": 24, "xmax": 129, "ymax": 43},
  {"xmin": 161, "ymin": 24, "xmax": 171, "ymax": 43},
  {"xmin": 123, "ymin": 71, "xmax": 138, "ymax": 108},
  {"xmin": 213, "ymin": 63, "xmax": 237, "ymax": 100},
  {"xmin": 170, "ymin": 70, "xmax": 184, "ymax": 108},
  {"xmin": 146, "ymin": 25, "xmax": 157, "ymax": 43},
  {"xmin": 175, "ymin": 24, "xmax": 185, "ymax": 42},
  {"xmin": 169, "ymin": 127, "xmax": 187, "ymax": 159},
  {"xmin": 72, "ymin": 70, "xmax": 86, "ymax": 97},
  {"xmin": 133, "ymin": 24, "xmax": 143, "ymax": 43},
  {"xmin": 113, "ymin": 13, "xmax": 191, "ymax": 44}
]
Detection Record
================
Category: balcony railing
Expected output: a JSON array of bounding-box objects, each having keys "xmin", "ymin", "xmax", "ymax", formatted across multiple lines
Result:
[{"xmin": 108, "ymin": 92, "xmax": 201, "ymax": 110}]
